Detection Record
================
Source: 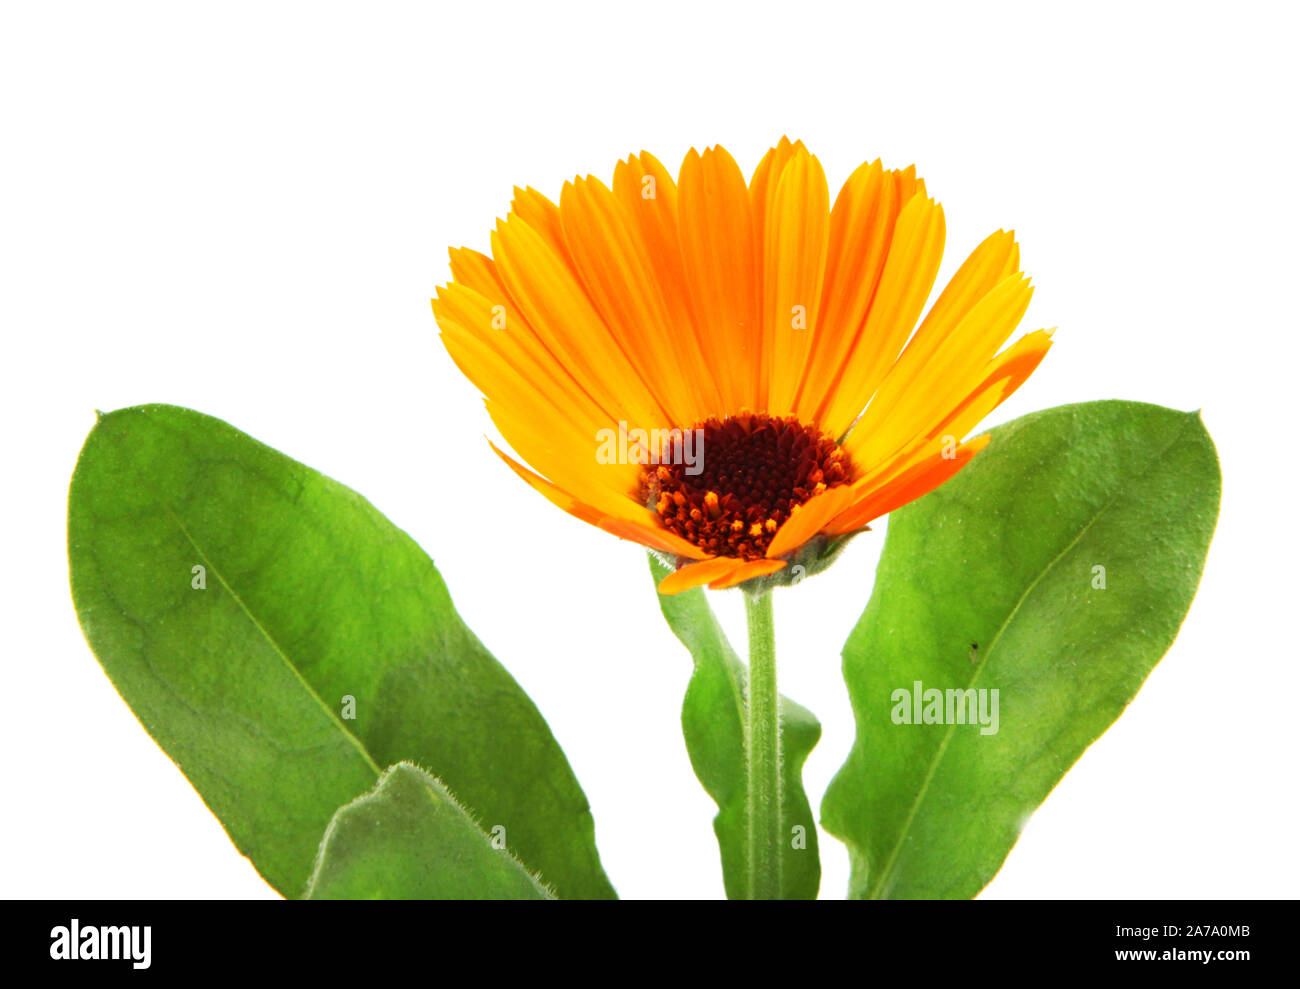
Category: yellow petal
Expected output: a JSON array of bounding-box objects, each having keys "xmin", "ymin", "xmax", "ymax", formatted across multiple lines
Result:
[
  {"xmin": 491, "ymin": 212, "xmax": 669, "ymax": 430},
  {"xmin": 848, "ymin": 272, "xmax": 1034, "ymax": 469},
  {"xmin": 852, "ymin": 328, "xmax": 1055, "ymax": 488},
  {"xmin": 817, "ymin": 193, "xmax": 946, "ymax": 438}
]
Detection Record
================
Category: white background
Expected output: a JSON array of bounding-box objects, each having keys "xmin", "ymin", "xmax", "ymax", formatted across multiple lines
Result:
[{"xmin": 3, "ymin": 1, "xmax": 1297, "ymax": 900}]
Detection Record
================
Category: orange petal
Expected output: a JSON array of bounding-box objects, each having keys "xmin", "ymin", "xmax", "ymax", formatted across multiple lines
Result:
[
  {"xmin": 658, "ymin": 556, "xmax": 743, "ymax": 594},
  {"xmin": 598, "ymin": 516, "xmax": 714, "ymax": 561},
  {"xmin": 491, "ymin": 442, "xmax": 712, "ymax": 560},
  {"xmin": 826, "ymin": 435, "xmax": 991, "ymax": 535},
  {"xmin": 750, "ymin": 137, "xmax": 802, "ymax": 405},
  {"xmin": 749, "ymin": 137, "xmax": 802, "ymax": 232},
  {"xmin": 793, "ymin": 159, "xmax": 892, "ymax": 420},
  {"xmin": 677, "ymin": 145, "xmax": 760, "ymax": 412},
  {"xmin": 613, "ymin": 152, "xmax": 722, "ymax": 417},
  {"xmin": 817, "ymin": 193, "xmax": 946, "ymax": 438},
  {"xmin": 761, "ymin": 146, "xmax": 830, "ymax": 415},
  {"xmin": 489, "ymin": 440, "xmax": 606, "ymax": 524},
  {"xmin": 559, "ymin": 175, "xmax": 697, "ymax": 425},
  {"xmin": 708, "ymin": 558, "xmax": 787, "ymax": 590},
  {"xmin": 765, "ymin": 483, "xmax": 858, "ymax": 558}
]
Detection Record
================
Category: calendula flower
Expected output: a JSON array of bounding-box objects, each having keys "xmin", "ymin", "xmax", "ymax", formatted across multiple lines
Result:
[{"xmin": 433, "ymin": 138, "xmax": 1053, "ymax": 595}]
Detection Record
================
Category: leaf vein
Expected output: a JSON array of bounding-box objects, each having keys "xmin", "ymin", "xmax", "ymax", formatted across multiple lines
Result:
[{"xmin": 866, "ymin": 413, "xmax": 1196, "ymax": 899}]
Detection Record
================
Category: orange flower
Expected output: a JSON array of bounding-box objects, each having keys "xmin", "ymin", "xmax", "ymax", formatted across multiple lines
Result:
[{"xmin": 433, "ymin": 139, "xmax": 1053, "ymax": 594}]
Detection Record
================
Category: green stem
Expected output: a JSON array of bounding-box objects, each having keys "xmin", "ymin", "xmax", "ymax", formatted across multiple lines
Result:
[{"xmin": 744, "ymin": 588, "xmax": 781, "ymax": 900}]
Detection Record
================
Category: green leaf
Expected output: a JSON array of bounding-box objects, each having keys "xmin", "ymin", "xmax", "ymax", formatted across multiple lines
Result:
[
  {"xmin": 821, "ymin": 400, "xmax": 1220, "ymax": 899},
  {"xmin": 69, "ymin": 404, "xmax": 614, "ymax": 899},
  {"xmin": 306, "ymin": 763, "xmax": 553, "ymax": 900},
  {"xmin": 649, "ymin": 554, "xmax": 821, "ymax": 899}
]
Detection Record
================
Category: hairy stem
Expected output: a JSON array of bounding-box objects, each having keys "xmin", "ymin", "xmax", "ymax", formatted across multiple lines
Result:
[{"xmin": 744, "ymin": 588, "xmax": 782, "ymax": 900}]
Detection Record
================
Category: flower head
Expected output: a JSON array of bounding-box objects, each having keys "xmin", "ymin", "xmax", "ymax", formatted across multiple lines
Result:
[{"xmin": 433, "ymin": 139, "xmax": 1053, "ymax": 594}]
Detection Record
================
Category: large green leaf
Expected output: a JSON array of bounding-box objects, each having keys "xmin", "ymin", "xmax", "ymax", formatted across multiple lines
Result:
[
  {"xmin": 821, "ymin": 400, "xmax": 1220, "ymax": 899},
  {"xmin": 68, "ymin": 404, "xmax": 614, "ymax": 899},
  {"xmin": 650, "ymin": 554, "xmax": 821, "ymax": 899},
  {"xmin": 306, "ymin": 763, "xmax": 553, "ymax": 900}
]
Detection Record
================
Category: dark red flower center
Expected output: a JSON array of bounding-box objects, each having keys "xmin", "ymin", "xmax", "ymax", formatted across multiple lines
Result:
[{"xmin": 639, "ymin": 412, "xmax": 852, "ymax": 560}]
